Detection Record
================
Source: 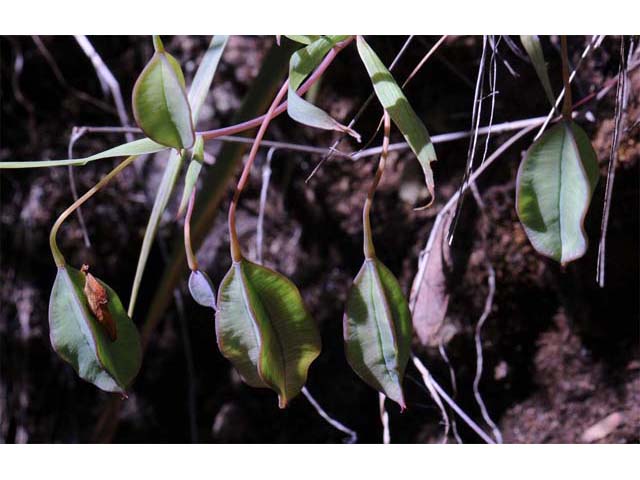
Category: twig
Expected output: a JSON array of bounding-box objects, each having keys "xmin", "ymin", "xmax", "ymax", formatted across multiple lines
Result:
[
  {"xmin": 302, "ymin": 387, "xmax": 358, "ymax": 444},
  {"xmin": 597, "ymin": 37, "xmax": 632, "ymax": 287},
  {"xmin": 31, "ymin": 36, "xmax": 115, "ymax": 114},
  {"xmin": 412, "ymin": 354, "xmax": 495, "ymax": 444},
  {"xmin": 74, "ymin": 35, "xmax": 135, "ymax": 143},
  {"xmin": 379, "ymin": 393, "xmax": 391, "ymax": 444},
  {"xmin": 416, "ymin": 359, "xmax": 451, "ymax": 444},
  {"xmin": 472, "ymin": 260, "xmax": 503, "ymax": 444},
  {"xmin": 438, "ymin": 342, "xmax": 462, "ymax": 443}
]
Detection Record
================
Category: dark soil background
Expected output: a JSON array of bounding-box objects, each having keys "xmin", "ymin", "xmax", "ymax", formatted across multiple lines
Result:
[{"xmin": 1, "ymin": 35, "xmax": 638, "ymax": 443}]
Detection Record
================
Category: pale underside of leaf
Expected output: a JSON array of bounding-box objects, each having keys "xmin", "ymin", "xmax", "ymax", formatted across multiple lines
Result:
[
  {"xmin": 188, "ymin": 270, "xmax": 217, "ymax": 309},
  {"xmin": 49, "ymin": 266, "xmax": 141, "ymax": 393},
  {"xmin": 516, "ymin": 121, "xmax": 599, "ymax": 264},
  {"xmin": 344, "ymin": 259, "xmax": 411, "ymax": 408},
  {"xmin": 520, "ymin": 35, "xmax": 557, "ymax": 108},
  {"xmin": 287, "ymin": 35, "xmax": 360, "ymax": 140},
  {"xmin": 178, "ymin": 136, "xmax": 205, "ymax": 216},
  {"xmin": 356, "ymin": 35, "xmax": 437, "ymax": 204},
  {"xmin": 216, "ymin": 260, "xmax": 321, "ymax": 407}
]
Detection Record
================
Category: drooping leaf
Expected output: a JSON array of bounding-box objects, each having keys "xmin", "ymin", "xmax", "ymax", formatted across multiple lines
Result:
[
  {"xmin": 516, "ymin": 120, "xmax": 600, "ymax": 264},
  {"xmin": 177, "ymin": 136, "xmax": 205, "ymax": 217},
  {"xmin": 344, "ymin": 258, "xmax": 412, "ymax": 409},
  {"xmin": 356, "ymin": 35, "xmax": 437, "ymax": 203},
  {"xmin": 0, "ymin": 137, "xmax": 168, "ymax": 169},
  {"xmin": 287, "ymin": 35, "xmax": 360, "ymax": 140},
  {"xmin": 284, "ymin": 35, "xmax": 321, "ymax": 45},
  {"xmin": 129, "ymin": 36, "xmax": 228, "ymax": 318},
  {"xmin": 189, "ymin": 269, "xmax": 217, "ymax": 310},
  {"xmin": 216, "ymin": 259, "xmax": 321, "ymax": 408},
  {"xmin": 132, "ymin": 45, "xmax": 195, "ymax": 149},
  {"xmin": 142, "ymin": 41, "xmax": 297, "ymax": 348},
  {"xmin": 520, "ymin": 35, "xmax": 557, "ymax": 109},
  {"xmin": 411, "ymin": 212, "xmax": 457, "ymax": 347},
  {"xmin": 49, "ymin": 266, "xmax": 141, "ymax": 393}
]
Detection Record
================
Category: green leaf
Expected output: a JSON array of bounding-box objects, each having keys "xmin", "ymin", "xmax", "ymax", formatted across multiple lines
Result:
[
  {"xmin": 344, "ymin": 258, "xmax": 412, "ymax": 409},
  {"xmin": 284, "ymin": 35, "xmax": 321, "ymax": 45},
  {"xmin": 188, "ymin": 35, "xmax": 229, "ymax": 124},
  {"xmin": 49, "ymin": 266, "xmax": 141, "ymax": 393},
  {"xmin": 142, "ymin": 40, "xmax": 297, "ymax": 348},
  {"xmin": 520, "ymin": 35, "xmax": 557, "ymax": 109},
  {"xmin": 188, "ymin": 269, "xmax": 217, "ymax": 309},
  {"xmin": 516, "ymin": 120, "xmax": 599, "ymax": 264},
  {"xmin": 356, "ymin": 35, "xmax": 437, "ymax": 203},
  {"xmin": 216, "ymin": 259, "xmax": 321, "ymax": 408},
  {"xmin": 132, "ymin": 48, "xmax": 195, "ymax": 149},
  {"xmin": 177, "ymin": 136, "xmax": 205, "ymax": 217},
  {"xmin": 129, "ymin": 36, "xmax": 228, "ymax": 317},
  {"xmin": 0, "ymin": 138, "xmax": 168, "ymax": 169},
  {"xmin": 287, "ymin": 35, "xmax": 360, "ymax": 140}
]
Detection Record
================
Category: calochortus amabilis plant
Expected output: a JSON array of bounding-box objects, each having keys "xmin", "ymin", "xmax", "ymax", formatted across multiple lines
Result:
[{"xmin": 1, "ymin": 35, "xmax": 621, "ymax": 439}]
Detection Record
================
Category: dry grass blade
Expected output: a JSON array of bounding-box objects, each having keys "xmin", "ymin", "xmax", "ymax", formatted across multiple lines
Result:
[{"xmin": 597, "ymin": 37, "xmax": 633, "ymax": 287}]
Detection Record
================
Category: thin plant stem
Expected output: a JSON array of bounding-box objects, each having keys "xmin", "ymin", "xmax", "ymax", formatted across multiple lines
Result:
[
  {"xmin": 49, "ymin": 155, "xmax": 139, "ymax": 267},
  {"xmin": 184, "ymin": 189, "xmax": 198, "ymax": 271},
  {"xmin": 228, "ymin": 80, "xmax": 289, "ymax": 261},
  {"xmin": 363, "ymin": 112, "xmax": 391, "ymax": 259},
  {"xmin": 200, "ymin": 37, "xmax": 353, "ymax": 142}
]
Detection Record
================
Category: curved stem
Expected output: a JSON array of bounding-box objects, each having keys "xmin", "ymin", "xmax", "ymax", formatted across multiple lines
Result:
[
  {"xmin": 184, "ymin": 189, "xmax": 198, "ymax": 271},
  {"xmin": 228, "ymin": 80, "xmax": 290, "ymax": 262},
  {"xmin": 362, "ymin": 111, "xmax": 391, "ymax": 259},
  {"xmin": 200, "ymin": 37, "xmax": 353, "ymax": 142},
  {"xmin": 560, "ymin": 36, "xmax": 573, "ymax": 120},
  {"xmin": 49, "ymin": 155, "xmax": 139, "ymax": 267}
]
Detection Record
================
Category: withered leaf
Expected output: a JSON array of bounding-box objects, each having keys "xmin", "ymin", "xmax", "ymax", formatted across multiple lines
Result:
[
  {"xmin": 410, "ymin": 211, "xmax": 457, "ymax": 347},
  {"xmin": 81, "ymin": 264, "xmax": 117, "ymax": 341}
]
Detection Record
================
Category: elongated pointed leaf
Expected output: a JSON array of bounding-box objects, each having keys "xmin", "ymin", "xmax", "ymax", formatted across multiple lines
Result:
[
  {"xmin": 49, "ymin": 266, "xmax": 141, "ymax": 393},
  {"xmin": 189, "ymin": 269, "xmax": 217, "ymax": 309},
  {"xmin": 0, "ymin": 138, "xmax": 168, "ymax": 169},
  {"xmin": 356, "ymin": 36, "xmax": 437, "ymax": 203},
  {"xmin": 287, "ymin": 35, "xmax": 360, "ymax": 140},
  {"xmin": 188, "ymin": 35, "xmax": 228, "ymax": 124},
  {"xmin": 516, "ymin": 121, "xmax": 599, "ymax": 264},
  {"xmin": 130, "ymin": 36, "xmax": 228, "ymax": 317},
  {"xmin": 177, "ymin": 136, "xmax": 205, "ymax": 217},
  {"xmin": 344, "ymin": 258, "xmax": 412, "ymax": 408},
  {"xmin": 142, "ymin": 41, "xmax": 297, "ymax": 347},
  {"xmin": 216, "ymin": 259, "xmax": 321, "ymax": 408},
  {"xmin": 133, "ymin": 50, "xmax": 195, "ymax": 149},
  {"xmin": 520, "ymin": 35, "xmax": 557, "ymax": 109}
]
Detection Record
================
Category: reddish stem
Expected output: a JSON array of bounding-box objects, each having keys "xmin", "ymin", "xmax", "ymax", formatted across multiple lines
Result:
[
  {"xmin": 228, "ymin": 80, "xmax": 290, "ymax": 261},
  {"xmin": 200, "ymin": 37, "xmax": 353, "ymax": 142}
]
